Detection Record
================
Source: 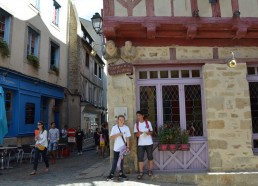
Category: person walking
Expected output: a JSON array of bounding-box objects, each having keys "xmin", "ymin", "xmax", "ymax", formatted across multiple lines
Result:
[
  {"xmin": 134, "ymin": 110, "xmax": 154, "ymax": 179},
  {"xmin": 93, "ymin": 128, "xmax": 100, "ymax": 154},
  {"xmin": 61, "ymin": 125, "xmax": 68, "ymax": 143},
  {"xmin": 48, "ymin": 122, "xmax": 60, "ymax": 164},
  {"xmin": 106, "ymin": 115, "xmax": 131, "ymax": 181},
  {"xmin": 30, "ymin": 121, "xmax": 49, "ymax": 175},
  {"xmin": 75, "ymin": 126, "xmax": 84, "ymax": 155}
]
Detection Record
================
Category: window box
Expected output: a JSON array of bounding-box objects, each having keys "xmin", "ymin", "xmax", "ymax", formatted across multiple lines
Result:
[
  {"xmin": 0, "ymin": 39, "xmax": 10, "ymax": 58},
  {"xmin": 50, "ymin": 65, "xmax": 59, "ymax": 75},
  {"xmin": 27, "ymin": 54, "xmax": 39, "ymax": 69}
]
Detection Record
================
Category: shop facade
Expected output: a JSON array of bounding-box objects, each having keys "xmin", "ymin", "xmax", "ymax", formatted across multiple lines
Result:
[
  {"xmin": 103, "ymin": 0, "xmax": 258, "ymax": 173},
  {"xmin": 0, "ymin": 67, "xmax": 64, "ymax": 139}
]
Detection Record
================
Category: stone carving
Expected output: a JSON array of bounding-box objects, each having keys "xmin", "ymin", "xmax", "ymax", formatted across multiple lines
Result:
[
  {"xmin": 121, "ymin": 41, "xmax": 137, "ymax": 62},
  {"xmin": 103, "ymin": 40, "xmax": 119, "ymax": 60}
]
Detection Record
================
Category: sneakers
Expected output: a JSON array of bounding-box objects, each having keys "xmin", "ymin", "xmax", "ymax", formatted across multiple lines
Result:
[
  {"xmin": 106, "ymin": 174, "xmax": 114, "ymax": 180},
  {"xmin": 119, "ymin": 173, "xmax": 128, "ymax": 179}
]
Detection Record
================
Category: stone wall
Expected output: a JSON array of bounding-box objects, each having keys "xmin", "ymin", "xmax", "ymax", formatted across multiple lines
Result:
[
  {"xmin": 107, "ymin": 41, "xmax": 258, "ymax": 172},
  {"xmin": 203, "ymin": 63, "xmax": 258, "ymax": 171},
  {"xmin": 107, "ymin": 71, "xmax": 138, "ymax": 173}
]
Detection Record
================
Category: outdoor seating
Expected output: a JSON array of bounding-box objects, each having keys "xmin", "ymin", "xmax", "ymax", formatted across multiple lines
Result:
[
  {"xmin": 20, "ymin": 145, "xmax": 34, "ymax": 164},
  {"xmin": 5, "ymin": 145, "xmax": 21, "ymax": 168}
]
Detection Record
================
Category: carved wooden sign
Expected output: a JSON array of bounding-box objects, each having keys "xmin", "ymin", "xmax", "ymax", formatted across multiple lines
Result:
[{"xmin": 108, "ymin": 63, "xmax": 133, "ymax": 75}]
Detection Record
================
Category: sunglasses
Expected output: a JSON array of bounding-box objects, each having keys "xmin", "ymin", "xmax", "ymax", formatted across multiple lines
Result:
[{"xmin": 37, "ymin": 123, "xmax": 42, "ymax": 125}]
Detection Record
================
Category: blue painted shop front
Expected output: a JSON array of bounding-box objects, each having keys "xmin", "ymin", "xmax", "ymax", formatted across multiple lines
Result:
[{"xmin": 0, "ymin": 68, "xmax": 64, "ymax": 137}]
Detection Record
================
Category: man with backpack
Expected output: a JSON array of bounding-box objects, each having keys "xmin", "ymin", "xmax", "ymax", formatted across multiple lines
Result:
[{"xmin": 134, "ymin": 110, "xmax": 153, "ymax": 179}]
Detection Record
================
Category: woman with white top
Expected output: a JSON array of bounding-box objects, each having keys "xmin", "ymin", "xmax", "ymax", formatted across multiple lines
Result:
[
  {"xmin": 106, "ymin": 115, "xmax": 131, "ymax": 181},
  {"xmin": 134, "ymin": 110, "xmax": 153, "ymax": 179},
  {"xmin": 30, "ymin": 121, "xmax": 49, "ymax": 175}
]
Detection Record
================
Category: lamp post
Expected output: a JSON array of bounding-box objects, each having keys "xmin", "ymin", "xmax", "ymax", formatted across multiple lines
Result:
[{"xmin": 91, "ymin": 12, "xmax": 103, "ymax": 35}]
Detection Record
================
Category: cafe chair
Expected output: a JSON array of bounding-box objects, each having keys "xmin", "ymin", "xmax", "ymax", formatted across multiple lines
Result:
[
  {"xmin": 20, "ymin": 145, "xmax": 35, "ymax": 164},
  {"xmin": 6, "ymin": 145, "xmax": 21, "ymax": 168}
]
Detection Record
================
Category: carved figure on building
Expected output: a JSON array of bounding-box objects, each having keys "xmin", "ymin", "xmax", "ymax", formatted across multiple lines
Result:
[
  {"xmin": 103, "ymin": 40, "xmax": 119, "ymax": 61},
  {"xmin": 121, "ymin": 41, "xmax": 137, "ymax": 62}
]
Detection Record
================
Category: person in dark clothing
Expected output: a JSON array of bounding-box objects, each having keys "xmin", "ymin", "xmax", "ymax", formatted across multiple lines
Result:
[
  {"xmin": 102, "ymin": 123, "xmax": 109, "ymax": 153},
  {"xmin": 94, "ymin": 128, "xmax": 100, "ymax": 154},
  {"xmin": 75, "ymin": 126, "xmax": 84, "ymax": 155}
]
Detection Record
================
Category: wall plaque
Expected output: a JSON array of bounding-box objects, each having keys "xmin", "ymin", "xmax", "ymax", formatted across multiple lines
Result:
[{"xmin": 108, "ymin": 63, "xmax": 133, "ymax": 75}]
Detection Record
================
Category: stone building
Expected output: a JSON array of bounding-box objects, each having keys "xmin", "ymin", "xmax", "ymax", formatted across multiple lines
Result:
[
  {"xmin": 102, "ymin": 0, "xmax": 258, "ymax": 184},
  {"xmin": 0, "ymin": 0, "xmax": 69, "ymax": 145},
  {"xmin": 67, "ymin": 3, "xmax": 106, "ymax": 132}
]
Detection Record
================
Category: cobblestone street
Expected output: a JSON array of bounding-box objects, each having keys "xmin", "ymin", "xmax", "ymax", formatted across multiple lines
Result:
[{"xmin": 0, "ymin": 148, "xmax": 107, "ymax": 186}]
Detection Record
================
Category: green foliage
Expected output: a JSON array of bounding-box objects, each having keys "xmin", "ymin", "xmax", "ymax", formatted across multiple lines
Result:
[
  {"xmin": 51, "ymin": 65, "xmax": 59, "ymax": 75},
  {"xmin": 180, "ymin": 129, "xmax": 189, "ymax": 144},
  {"xmin": 27, "ymin": 54, "xmax": 39, "ymax": 68},
  {"xmin": 159, "ymin": 127, "xmax": 180, "ymax": 144},
  {"xmin": 0, "ymin": 39, "xmax": 10, "ymax": 58}
]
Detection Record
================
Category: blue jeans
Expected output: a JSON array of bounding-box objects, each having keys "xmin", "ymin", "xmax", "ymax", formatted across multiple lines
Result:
[
  {"xmin": 110, "ymin": 151, "xmax": 123, "ymax": 175},
  {"xmin": 33, "ymin": 147, "xmax": 49, "ymax": 171}
]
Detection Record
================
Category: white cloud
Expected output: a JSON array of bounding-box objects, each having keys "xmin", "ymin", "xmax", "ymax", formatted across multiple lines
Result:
[{"xmin": 74, "ymin": 0, "xmax": 103, "ymax": 20}]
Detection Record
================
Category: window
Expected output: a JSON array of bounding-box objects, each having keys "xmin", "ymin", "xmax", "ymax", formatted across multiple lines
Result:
[
  {"xmin": 137, "ymin": 67, "xmax": 204, "ymax": 138},
  {"xmin": 85, "ymin": 52, "xmax": 89, "ymax": 67},
  {"xmin": 5, "ymin": 91, "xmax": 12, "ymax": 128},
  {"xmin": 25, "ymin": 103, "xmax": 35, "ymax": 124},
  {"xmin": 0, "ymin": 8, "xmax": 11, "ymax": 43},
  {"xmin": 27, "ymin": 27, "xmax": 39, "ymax": 56},
  {"xmin": 52, "ymin": 0, "xmax": 61, "ymax": 26},
  {"xmin": 98, "ymin": 66, "xmax": 102, "ymax": 79},
  {"xmin": 50, "ymin": 41, "xmax": 59, "ymax": 69},
  {"xmin": 31, "ymin": 0, "xmax": 40, "ymax": 10},
  {"xmin": 247, "ymin": 65, "xmax": 258, "ymax": 152},
  {"xmin": 94, "ymin": 62, "xmax": 98, "ymax": 76}
]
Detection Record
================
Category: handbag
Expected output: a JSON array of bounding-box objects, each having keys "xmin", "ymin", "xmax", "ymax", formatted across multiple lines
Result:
[{"xmin": 37, "ymin": 144, "xmax": 45, "ymax": 151}]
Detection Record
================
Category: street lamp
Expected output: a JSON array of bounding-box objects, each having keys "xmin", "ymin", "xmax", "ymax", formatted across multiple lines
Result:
[{"xmin": 91, "ymin": 12, "xmax": 103, "ymax": 35}]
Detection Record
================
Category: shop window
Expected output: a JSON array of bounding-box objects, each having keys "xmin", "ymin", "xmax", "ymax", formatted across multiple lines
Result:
[
  {"xmin": 0, "ymin": 8, "xmax": 11, "ymax": 43},
  {"xmin": 137, "ymin": 67, "xmax": 204, "ymax": 138},
  {"xmin": 85, "ymin": 52, "xmax": 89, "ymax": 67},
  {"xmin": 150, "ymin": 71, "xmax": 158, "ymax": 79},
  {"xmin": 139, "ymin": 71, "xmax": 147, "ymax": 79},
  {"xmin": 247, "ymin": 65, "xmax": 258, "ymax": 153},
  {"xmin": 25, "ymin": 103, "xmax": 35, "ymax": 124},
  {"xmin": 181, "ymin": 70, "xmax": 189, "ymax": 78},
  {"xmin": 247, "ymin": 67, "xmax": 256, "ymax": 75},
  {"xmin": 171, "ymin": 70, "xmax": 179, "ymax": 78},
  {"xmin": 50, "ymin": 41, "xmax": 59, "ymax": 69},
  {"xmin": 192, "ymin": 70, "xmax": 200, "ymax": 77},
  {"xmin": 139, "ymin": 86, "xmax": 157, "ymax": 137},
  {"xmin": 31, "ymin": 0, "xmax": 40, "ymax": 10},
  {"xmin": 27, "ymin": 27, "xmax": 39, "ymax": 56},
  {"xmin": 52, "ymin": 0, "xmax": 60, "ymax": 26},
  {"xmin": 5, "ymin": 91, "xmax": 12, "ymax": 128},
  {"xmin": 160, "ymin": 71, "xmax": 168, "ymax": 78}
]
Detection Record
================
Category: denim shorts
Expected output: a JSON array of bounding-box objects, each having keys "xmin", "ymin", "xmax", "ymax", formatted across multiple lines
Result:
[
  {"xmin": 48, "ymin": 142, "xmax": 58, "ymax": 151},
  {"xmin": 137, "ymin": 144, "xmax": 153, "ymax": 162}
]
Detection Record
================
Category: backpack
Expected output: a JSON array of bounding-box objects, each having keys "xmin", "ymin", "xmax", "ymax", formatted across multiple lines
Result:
[{"xmin": 136, "ymin": 120, "xmax": 150, "ymax": 132}]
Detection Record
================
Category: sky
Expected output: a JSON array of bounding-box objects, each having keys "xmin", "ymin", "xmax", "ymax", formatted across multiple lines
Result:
[{"xmin": 74, "ymin": 0, "xmax": 103, "ymax": 20}]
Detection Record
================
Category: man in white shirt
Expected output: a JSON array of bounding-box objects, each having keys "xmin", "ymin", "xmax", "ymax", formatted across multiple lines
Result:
[
  {"xmin": 134, "ymin": 110, "xmax": 153, "ymax": 179},
  {"xmin": 107, "ymin": 115, "xmax": 131, "ymax": 181},
  {"xmin": 48, "ymin": 122, "xmax": 59, "ymax": 164}
]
